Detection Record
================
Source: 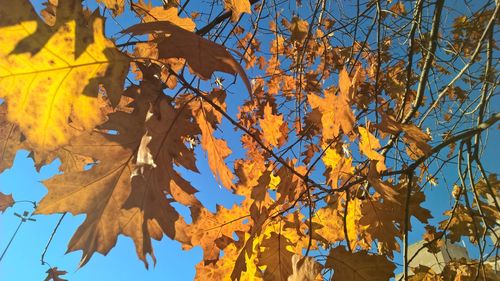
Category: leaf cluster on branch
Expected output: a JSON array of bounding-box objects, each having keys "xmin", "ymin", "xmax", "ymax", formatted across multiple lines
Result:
[{"xmin": 0, "ymin": 0, "xmax": 499, "ymax": 280}]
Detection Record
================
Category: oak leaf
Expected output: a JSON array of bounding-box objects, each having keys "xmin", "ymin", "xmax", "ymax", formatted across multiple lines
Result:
[
  {"xmin": 325, "ymin": 246, "xmax": 395, "ymax": 281},
  {"xmin": 0, "ymin": 105, "xmax": 23, "ymax": 173},
  {"xmin": 36, "ymin": 84, "xmax": 198, "ymax": 266},
  {"xmin": 0, "ymin": 0, "xmax": 129, "ymax": 152},
  {"xmin": 289, "ymin": 16, "xmax": 309, "ymax": 42},
  {"xmin": 288, "ymin": 255, "xmax": 322, "ymax": 281},
  {"xmin": 358, "ymin": 126, "xmax": 386, "ymax": 172},
  {"xmin": 44, "ymin": 267, "xmax": 68, "ymax": 281},
  {"xmin": 260, "ymin": 103, "xmax": 287, "ymax": 147},
  {"xmin": 187, "ymin": 90, "xmax": 234, "ymax": 188},
  {"xmin": 0, "ymin": 192, "xmax": 14, "ymax": 213},
  {"xmin": 308, "ymin": 85, "xmax": 354, "ymax": 140},
  {"xmin": 97, "ymin": 0, "xmax": 125, "ymax": 16},
  {"xmin": 123, "ymin": 21, "xmax": 252, "ymax": 95},
  {"xmin": 257, "ymin": 232, "xmax": 295, "ymax": 281}
]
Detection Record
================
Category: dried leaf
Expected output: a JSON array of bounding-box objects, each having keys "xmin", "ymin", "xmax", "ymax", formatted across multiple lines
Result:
[
  {"xmin": 0, "ymin": 192, "xmax": 14, "ymax": 213},
  {"xmin": 288, "ymin": 254, "xmax": 322, "ymax": 281},
  {"xmin": 44, "ymin": 267, "xmax": 67, "ymax": 281},
  {"xmin": 260, "ymin": 103, "xmax": 287, "ymax": 147},
  {"xmin": 123, "ymin": 21, "xmax": 252, "ymax": 96},
  {"xmin": 325, "ymin": 246, "xmax": 395, "ymax": 281}
]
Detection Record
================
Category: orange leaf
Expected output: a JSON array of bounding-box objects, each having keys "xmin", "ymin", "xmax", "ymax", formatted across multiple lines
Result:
[
  {"xmin": 260, "ymin": 103, "xmax": 287, "ymax": 147},
  {"xmin": 0, "ymin": 192, "xmax": 14, "ymax": 213}
]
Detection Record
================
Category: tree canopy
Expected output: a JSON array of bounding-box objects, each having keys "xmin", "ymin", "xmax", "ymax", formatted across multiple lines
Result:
[{"xmin": 0, "ymin": 0, "xmax": 499, "ymax": 280}]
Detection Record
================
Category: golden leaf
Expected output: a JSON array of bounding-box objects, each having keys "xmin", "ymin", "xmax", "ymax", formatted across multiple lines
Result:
[
  {"xmin": 358, "ymin": 126, "xmax": 386, "ymax": 172},
  {"xmin": 0, "ymin": 0, "xmax": 129, "ymax": 152},
  {"xmin": 289, "ymin": 16, "xmax": 309, "ymax": 42},
  {"xmin": 224, "ymin": 0, "xmax": 251, "ymax": 22}
]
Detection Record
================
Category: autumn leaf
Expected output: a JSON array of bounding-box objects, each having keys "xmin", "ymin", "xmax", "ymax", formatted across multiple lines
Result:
[
  {"xmin": 325, "ymin": 246, "xmax": 395, "ymax": 281},
  {"xmin": 187, "ymin": 90, "xmax": 234, "ymax": 189},
  {"xmin": 97, "ymin": 0, "xmax": 125, "ymax": 16},
  {"xmin": 289, "ymin": 16, "xmax": 309, "ymax": 42},
  {"xmin": 358, "ymin": 126, "xmax": 386, "ymax": 172},
  {"xmin": 44, "ymin": 267, "xmax": 67, "ymax": 281},
  {"xmin": 0, "ymin": 192, "xmax": 14, "ymax": 213},
  {"xmin": 0, "ymin": 105, "xmax": 23, "ymax": 173},
  {"xmin": 141, "ymin": 6, "xmax": 196, "ymax": 31},
  {"xmin": 0, "ymin": 0, "xmax": 129, "ymax": 152},
  {"xmin": 308, "ymin": 71, "xmax": 355, "ymax": 140},
  {"xmin": 260, "ymin": 103, "xmax": 287, "ymax": 147},
  {"xmin": 257, "ymin": 232, "xmax": 295, "ymax": 281},
  {"xmin": 224, "ymin": 0, "xmax": 251, "ymax": 22},
  {"xmin": 123, "ymin": 21, "xmax": 252, "ymax": 96},
  {"xmin": 367, "ymin": 161, "xmax": 399, "ymax": 203},
  {"xmin": 36, "ymin": 84, "xmax": 198, "ymax": 266},
  {"xmin": 288, "ymin": 255, "xmax": 322, "ymax": 281}
]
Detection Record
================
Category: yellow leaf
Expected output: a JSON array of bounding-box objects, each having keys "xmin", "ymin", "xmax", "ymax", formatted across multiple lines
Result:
[
  {"xmin": 358, "ymin": 126, "xmax": 386, "ymax": 172},
  {"xmin": 0, "ymin": 0, "xmax": 129, "ymax": 152},
  {"xmin": 97, "ymin": 0, "xmax": 125, "ymax": 16},
  {"xmin": 224, "ymin": 0, "xmax": 251, "ymax": 22},
  {"xmin": 142, "ymin": 7, "xmax": 196, "ymax": 31}
]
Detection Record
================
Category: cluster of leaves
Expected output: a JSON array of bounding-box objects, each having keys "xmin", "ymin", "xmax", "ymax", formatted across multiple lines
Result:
[{"xmin": 0, "ymin": 0, "xmax": 498, "ymax": 280}]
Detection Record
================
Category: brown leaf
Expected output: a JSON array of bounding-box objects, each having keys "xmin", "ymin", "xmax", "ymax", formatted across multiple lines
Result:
[
  {"xmin": 123, "ymin": 21, "xmax": 252, "ymax": 96},
  {"xmin": 0, "ymin": 192, "xmax": 14, "ymax": 213},
  {"xmin": 0, "ymin": 105, "xmax": 23, "ymax": 173},
  {"xmin": 35, "ymin": 84, "xmax": 198, "ymax": 266},
  {"xmin": 288, "ymin": 255, "xmax": 322, "ymax": 281},
  {"xmin": 325, "ymin": 246, "xmax": 395, "ymax": 281},
  {"xmin": 288, "ymin": 16, "xmax": 308, "ymax": 42},
  {"xmin": 367, "ymin": 161, "xmax": 399, "ymax": 203},
  {"xmin": 258, "ymin": 232, "xmax": 295, "ymax": 281},
  {"xmin": 44, "ymin": 267, "xmax": 67, "ymax": 281}
]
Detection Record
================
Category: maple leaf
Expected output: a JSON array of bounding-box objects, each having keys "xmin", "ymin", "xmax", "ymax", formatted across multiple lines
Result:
[
  {"xmin": 260, "ymin": 103, "xmax": 287, "ymax": 148},
  {"xmin": 0, "ymin": 192, "xmax": 14, "ymax": 213},
  {"xmin": 123, "ymin": 21, "xmax": 252, "ymax": 95},
  {"xmin": 36, "ymin": 84, "xmax": 198, "ymax": 266},
  {"xmin": 0, "ymin": 0, "xmax": 129, "ymax": 152},
  {"xmin": 44, "ymin": 267, "xmax": 68, "ymax": 281},
  {"xmin": 224, "ymin": 0, "xmax": 252, "ymax": 22},
  {"xmin": 325, "ymin": 246, "xmax": 395, "ymax": 281}
]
